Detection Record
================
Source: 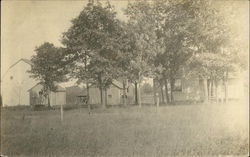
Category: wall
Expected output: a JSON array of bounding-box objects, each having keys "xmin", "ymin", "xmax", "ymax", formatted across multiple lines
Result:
[
  {"xmin": 2, "ymin": 61, "xmax": 38, "ymax": 106},
  {"xmin": 107, "ymin": 85, "xmax": 120, "ymax": 105},
  {"xmin": 29, "ymin": 84, "xmax": 66, "ymax": 106},
  {"xmin": 89, "ymin": 86, "xmax": 121, "ymax": 105}
]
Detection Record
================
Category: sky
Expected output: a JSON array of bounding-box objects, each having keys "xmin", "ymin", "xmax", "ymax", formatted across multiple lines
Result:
[
  {"xmin": 1, "ymin": 0, "xmax": 128, "ymax": 78},
  {"xmin": 1, "ymin": 0, "xmax": 249, "ymax": 79}
]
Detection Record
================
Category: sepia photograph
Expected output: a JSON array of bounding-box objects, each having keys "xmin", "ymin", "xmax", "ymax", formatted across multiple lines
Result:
[{"xmin": 1, "ymin": 0, "xmax": 249, "ymax": 156}]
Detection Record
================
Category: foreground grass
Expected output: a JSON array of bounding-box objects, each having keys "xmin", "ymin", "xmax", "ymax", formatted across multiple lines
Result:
[{"xmin": 1, "ymin": 103, "xmax": 248, "ymax": 157}]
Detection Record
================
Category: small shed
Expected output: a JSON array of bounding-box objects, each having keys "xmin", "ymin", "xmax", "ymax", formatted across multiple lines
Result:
[
  {"xmin": 89, "ymin": 80, "xmax": 135, "ymax": 105},
  {"xmin": 28, "ymin": 83, "xmax": 66, "ymax": 106},
  {"xmin": 65, "ymin": 86, "xmax": 86, "ymax": 105}
]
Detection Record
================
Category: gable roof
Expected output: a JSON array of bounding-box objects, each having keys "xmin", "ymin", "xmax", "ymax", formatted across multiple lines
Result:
[
  {"xmin": 2, "ymin": 58, "xmax": 32, "ymax": 80},
  {"xmin": 8, "ymin": 58, "xmax": 32, "ymax": 69},
  {"xmin": 111, "ymin": 80, "xmax": 123, "ymax": 89},
  {"xmin": 28, "ymin": 83, "xmax": 66, "ymax": 92},
  {"xmin": 89, "ymin": 80, "xmax": 123, "ymax": 89},
  {"xmin": 66, "ymin": 86, "xmax": 87, "ymax": 96},
  {"xmin": 21, "ymin": 58, "xmax": 32, "ymax": 65}
]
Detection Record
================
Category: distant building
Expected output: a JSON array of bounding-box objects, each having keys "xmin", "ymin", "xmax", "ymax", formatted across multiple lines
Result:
[
  {"xmin": 89, "ymin": 80, "xmax": 134, "ymax": 105},
  {"xmin": 1, "ymin": 58, "xmax": 69, "ymax": 107},
  {"xmin": 28, "ymin": 83, "xmax": 66, "ymax": 106},
  {"xmin": 155, "ymin": 70, "xmax": 245, "ymax": 102},
  {"xmin": 65, "ymin": 86, "xmax": 86, "ymax": 105},
  {"xmin": 1, "ymin": 58, "xmax": 38, "ymax": 106}
]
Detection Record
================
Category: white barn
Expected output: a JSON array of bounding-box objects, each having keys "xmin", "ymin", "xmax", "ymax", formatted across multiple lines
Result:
[{"xmin": 1, "ymin": 59, "xmax": 38, "ymax": 106}]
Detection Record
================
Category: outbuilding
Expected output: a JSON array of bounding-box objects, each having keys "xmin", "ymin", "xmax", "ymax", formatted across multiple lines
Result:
[{"xmin": 28, "ymin": 83, "xmax": 66, "ymax": 106}]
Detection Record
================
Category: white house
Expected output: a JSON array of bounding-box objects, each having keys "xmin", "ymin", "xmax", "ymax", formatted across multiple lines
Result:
[{"xmin": 1, "ymin": 58, "xmax": 38, "ymax": 106}]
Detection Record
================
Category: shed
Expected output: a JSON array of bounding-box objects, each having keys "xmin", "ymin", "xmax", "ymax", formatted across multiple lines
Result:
[
  {"xmin": 65, "ymin": 86, "xmax": 86, "ymax": 105},
  {"xmin": 89, "ymin": 80, "xmax": 134, "ymax": 105},
  {"xmin": 28, "ymin": 83, "xmax": 66, "ymax": 106}
]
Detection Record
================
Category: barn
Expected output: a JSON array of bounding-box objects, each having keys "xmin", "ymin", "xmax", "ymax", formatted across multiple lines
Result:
[
  {"xmin": 1, "ymin": 58, "xmax": 38, "ymax": 106},
  {"xmin": 28, "ymin": 83, "xmax": 66, "ymax": 106}
]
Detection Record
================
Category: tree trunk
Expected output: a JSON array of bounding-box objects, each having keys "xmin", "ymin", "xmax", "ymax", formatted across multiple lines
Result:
[
  {"xmin": 138, "ymin": 71, "xmax": 142, "ymax": 108},
  {"xmin": 160, "ymin": 83, "xmax": 165, "ymax": 104},
  {"xmin": 104, "ymin": 88, "xmax": 108, "ymax": 106},
  {"xmin": 138, "ymin": 81, "xmax": 142, "ymax": 108},
  {"xmin": 86, "ymin": 81, "xmax": 90, "ymax": 114},
  {"xmin": 210, "ymin": 80, "xmax": 213, "ymax": 101},
  {"xmin": 203, "ymin": 79, "xmax": 208, "ymax": 103},
  {"xmin": 215, "ymin": 80, "xmax": 218, "ymax": 103},
  {"xmin": 123, "ymin": 79, "xmax": 127, "ymax": 106},
  {"xmin": 47, "ymin": 92, "xmax": 51, "ymax": 108},
  {"xmin": 84, "ymin": 49, "xmax": 90, "ymax": 113},
  {"xmin": 208, "ymin": 79, "xmax": 212, "ymax": 102},
  {"xmin": 134, "ymin": 82, "xmax": 138, "ymax": 105},
  {"xmin": 225, "ymin": 71, "xmax": 229, "ymax": 103},
  {"xmin": 153, "ymin": 79, "xmax": 157, "ymax": 105},
  {"xmin": 224, "ymin": 79, "xmax": 228, "ymax": 103},
  {"xmin": 170, "ymin": 78, "xmax": 175, "ymax": 103},
  {"xmin": 164, "ymin": 79, "xmax": 170, "ymax": 104},
  {"xmin": 98, "ymin": 74, "xmax": 105, "ymax": 108},
  {"xmin": 99, "ymin": 87, "xmax": 105, "ymax": 108}
]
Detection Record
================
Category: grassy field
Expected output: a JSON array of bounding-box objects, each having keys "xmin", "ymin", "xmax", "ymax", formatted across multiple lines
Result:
[{"xmin": 1, "ymin": 102, "xmax": 248, "ymax": 157}]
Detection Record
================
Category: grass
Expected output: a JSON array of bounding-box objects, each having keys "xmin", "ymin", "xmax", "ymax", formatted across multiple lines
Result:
[{"xmin": 1, "ymin": 102, "xmax": 249, "ymax": 157}]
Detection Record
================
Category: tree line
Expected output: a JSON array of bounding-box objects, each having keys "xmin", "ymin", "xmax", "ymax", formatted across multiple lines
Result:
[{"xmin": 29, "ymin": 0, "xmax": 246, "ymax": 108}]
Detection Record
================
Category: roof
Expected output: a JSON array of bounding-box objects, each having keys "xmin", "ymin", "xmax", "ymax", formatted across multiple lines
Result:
[
  {"xmin": 28, "ymin": 83, "xmax": 66, "ymax": 92},
  {"xmin": 21, "ymin": 58, "xmax": 32, "ymax": 65},
  {"xmin": 111, "ymin": 80, "xmax": 123, "ymax": 89},
  {"xmin": 9, "ymin": 58, "xmax": 32, "ymax": 69},
  {"xmin": 66, "ymin": 86, "xmax": 87, "ymax": 95},
  {"xmin": 2, "ymin": 58, "xmax": 32, "ymax": 80},
  {"xmin": 89, "ymin": 80, "xmax": 123, "ymax": 89}
]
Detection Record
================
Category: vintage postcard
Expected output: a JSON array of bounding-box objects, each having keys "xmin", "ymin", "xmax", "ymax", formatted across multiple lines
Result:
[{"xmin": 1, "ymin": 0, "xmax": 249, "ymax": 156}]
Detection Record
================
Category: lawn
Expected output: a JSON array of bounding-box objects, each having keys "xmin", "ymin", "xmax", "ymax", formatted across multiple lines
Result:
[{"xmin": 1, "ymin": 102, "xmax": 248, "ymax": 157}]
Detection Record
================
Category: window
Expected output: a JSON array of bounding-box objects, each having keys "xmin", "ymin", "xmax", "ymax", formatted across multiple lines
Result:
[{"xmin": 173, "ymin": 79, "xmax": 182, "ymax": 91}]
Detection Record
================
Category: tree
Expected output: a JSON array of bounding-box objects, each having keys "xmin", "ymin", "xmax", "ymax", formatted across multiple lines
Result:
[
  {"xmin": 124, "ymin": 1, "xmax": 160, "ymax": 107},
  {"xmin": 181, "ymin": 0, "xmax": 239, "ymax": 103},
  {"xmin": 29, "ymin": 42, "xmax": 68, "ymax": 107},
  {"xmin": 62, "ymin": 1, "xmax": 133, "ymax": 107},
  {"xmin": 151, "ymin": 0, "xmax": 235, "ymax": 103}
]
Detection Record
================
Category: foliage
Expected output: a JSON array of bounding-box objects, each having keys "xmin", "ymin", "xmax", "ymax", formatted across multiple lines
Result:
[
  {"xmin": 124, "ymin": 1, "xmax": 161, "ymax": 82},
  {"xmin": 28, "ymin": 42, "xmax": 68, "ymax": 103},
  {"xmin": 62, "ymin": 2, "xmax": 133, "ymax": 90}
]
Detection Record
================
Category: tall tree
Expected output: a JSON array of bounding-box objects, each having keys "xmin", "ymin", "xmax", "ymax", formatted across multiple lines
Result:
[
  {"xmin": 151, "ymin": 0, "xmax": 235, "ymax": 103},
  {"xmin": 125, "ymin": 1, "xmax": 160, "ymax": 107},
  {"xmin": 62, "ymin": 1, "xmax": 133, "ymax": 107},
  {"xmin": 29, "ymin": 42, "xmax": 68, "ymax": 107}
]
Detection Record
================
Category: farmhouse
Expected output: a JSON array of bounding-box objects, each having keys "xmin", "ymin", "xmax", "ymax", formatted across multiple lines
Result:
[
  {"xmin": 28, "ymin": 83, "xmax": 66, "ymax": 106},
  {"xmin": 89, "ymin": 80, "xmax": 135, "ymax": 105},
  {"xmin": 155, "ymin": 71, "xmax": 246, "ymax": 103},
  {"xmin": 1, "ymin": 58, "xmax": 38, "ymax": 106}
]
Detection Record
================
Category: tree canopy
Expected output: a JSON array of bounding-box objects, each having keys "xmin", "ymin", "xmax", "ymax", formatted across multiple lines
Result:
[{"xmin": 29, "ymin": 42, "xmax": 69, "ymax": 106}]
